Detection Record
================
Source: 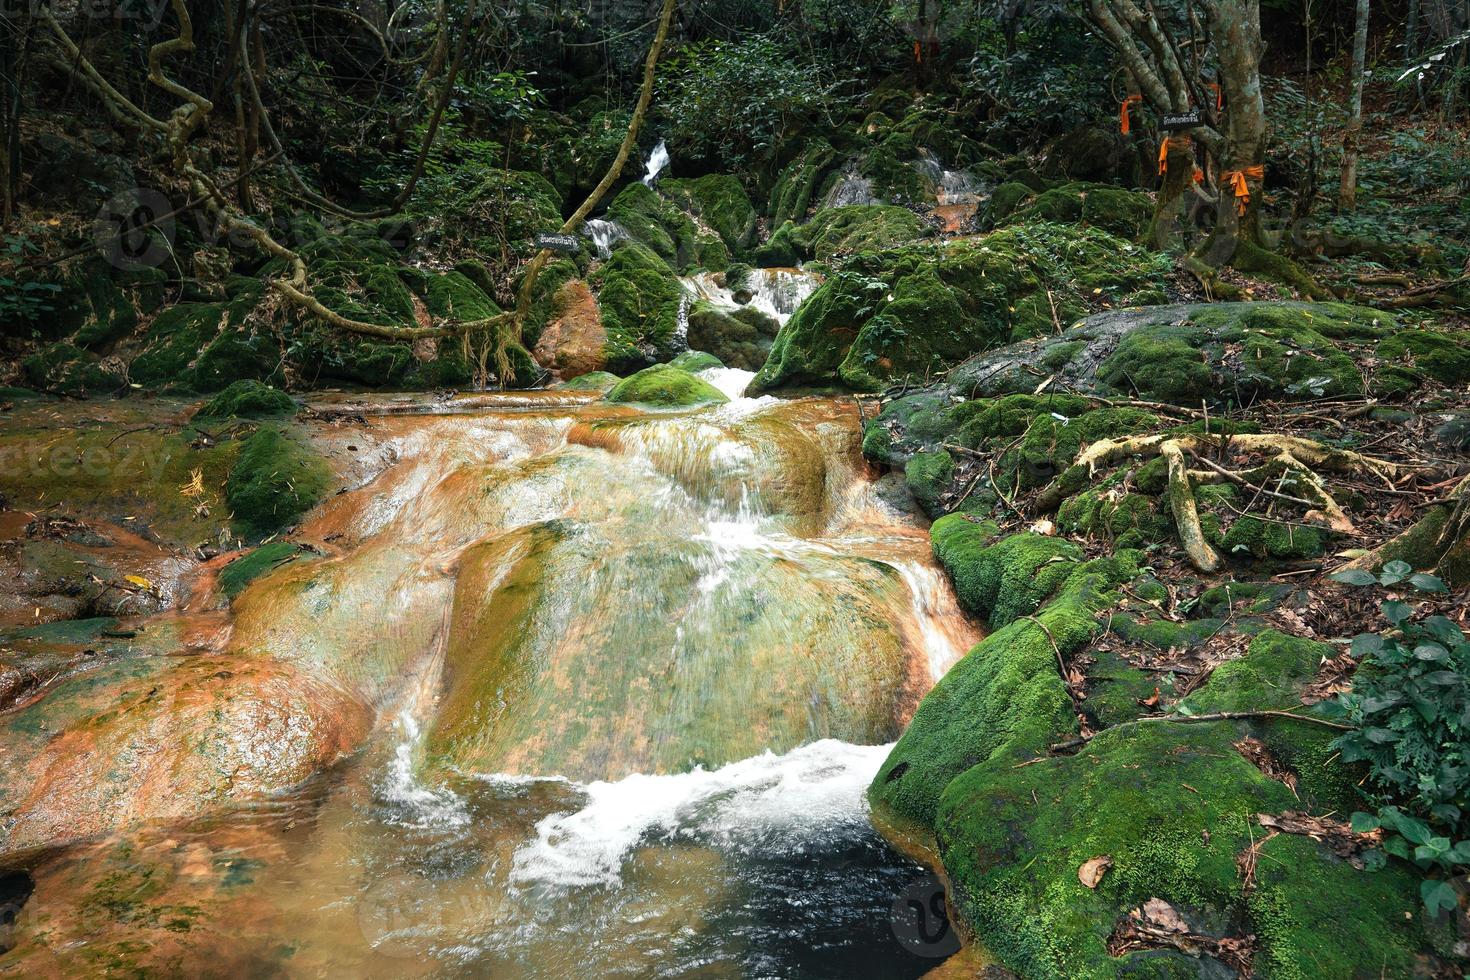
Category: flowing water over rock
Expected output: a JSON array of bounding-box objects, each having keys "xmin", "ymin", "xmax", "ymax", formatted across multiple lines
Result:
[
  {"xmin": 582, "ymin": 217, "xmax": 628, "ymax": 259},
  {"xmin": 682, "ymin": 268, "xmax": 824, "ymax": 325},
  {"xmin": 0, "ymin": 391, "xmax": 978, "ymax": 975},
  {"xmin": 641, "ymin": 139, "xmax": 671, "ymax": 186}
]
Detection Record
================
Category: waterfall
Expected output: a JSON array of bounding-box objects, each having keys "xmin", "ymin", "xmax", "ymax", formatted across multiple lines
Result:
[
  {"xmin": 582, "ymin": 217, "xmax": 627, "ymax": 259},
  {"xmin": 824, "ymin": 172, "xmax": 878, "ymax": 208},
  {"xmin": 641, "ymin": 139, "xmax": 670, "ymax": 186},
  {"xmin": 680, "ymin": 268, "xmax": 823, "ymax": 327},
  {"xmin": 916, "ymin": 148, "xmax": 983, "ymax": 205}
]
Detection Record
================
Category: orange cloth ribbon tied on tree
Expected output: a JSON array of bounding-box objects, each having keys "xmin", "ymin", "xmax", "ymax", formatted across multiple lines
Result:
[
  {"xmin": 1120, "ymin": 94, "xmax": 1143, "ymax": 134},
  {"xmin": 1208, "ymin": 83, "xmax": 1223, "ymax": 110},
  {"xmin": 1157, "ymin": 136, "xmax": 1193, "ymax": 175},
  {"xmin": 1221, "ymin": 165, "xmax": 1265, "ymax": 214}
]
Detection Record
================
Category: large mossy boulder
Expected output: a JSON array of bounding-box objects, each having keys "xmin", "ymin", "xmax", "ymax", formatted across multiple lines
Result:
[
  {"xmin": 750, "ymin": 222, "xmax": 1167, "ymax": 394},
  {"xmin": 937, "ymin": 301, "xmax": 1398, "ymax": 408},
  {"xmin": 605, "ymin": 364, "xmax": 729, "ymax": 408},
  {"xmin": 225, "ymin": 427, "xmax": 331, "ymax": 538},
  {"xmin": 685, "ymin": 301, "xmax": 781, "ymax": 371},
  {"xmin": 194, "ymin": 380, "xmax": 297, "ymax": 420},
  {"xmin": 753, "ymin": 205, "xmax": 927, "ymax": 266},
  {"xmin": 660, "ymin": 174, "xmax": 758, "ymax": 254},
  {"xmin": 767, "ymin": 139, "xmax": 842, "ymax": 229},
  {"xmin": 591, "ymin": 242, "xmax": 687, "ymax": 373},
  {"xmin": 869, "ymin": 519, "xmax": 1450, "ymax": 977},
  {"xmin": 21, "ymin": 342, "xmax": 125, "ymax": 396},
  {"xmin": 606, "ymin": 182, "xmax": 729, "ymax": 271}
]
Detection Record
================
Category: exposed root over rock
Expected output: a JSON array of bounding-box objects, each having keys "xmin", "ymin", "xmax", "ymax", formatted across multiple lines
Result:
[{"xmin": 1063, "ymin": 432, "xmax": 1412, "ymax": 572}]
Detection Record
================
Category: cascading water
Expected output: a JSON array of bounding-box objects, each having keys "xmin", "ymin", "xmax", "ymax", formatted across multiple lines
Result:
[
  {"xmin": 583, "ymin": 217, "xmax": 627, "ymax": 258},
  {"xmin": 682, "ymin": 268, "xmax": 823, "ymax": 325},
  {"xmin": 825, "ymin": 171, "xmax": 878, "ymax": 207},
  {"xmin": 641, "ymin": 138, "xmax": 670, "ymax": 186},
  {"xmin": 3, "ymin": 390, "xmax": 980, "ymax": 976}
]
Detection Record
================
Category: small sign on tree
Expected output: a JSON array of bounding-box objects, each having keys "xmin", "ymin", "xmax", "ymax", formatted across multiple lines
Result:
[
  {"xmin": 535, "ymin": 232, "xmax": 581, "ymax": 254},
  {"xmin": 1160, "ymin": 110, "xmax": 1202, "ymax": 132}
]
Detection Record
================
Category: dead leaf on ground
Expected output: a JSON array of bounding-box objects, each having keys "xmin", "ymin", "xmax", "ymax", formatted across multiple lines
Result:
[{"xmin": 1079, "ymin": 855, "xmax": 1113, "ymax": 889}]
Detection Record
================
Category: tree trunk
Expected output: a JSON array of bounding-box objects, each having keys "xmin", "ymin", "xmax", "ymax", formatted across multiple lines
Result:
[{"xmin": 1337, "ymin": 0, "xmax": 1369, "ymax": 210}]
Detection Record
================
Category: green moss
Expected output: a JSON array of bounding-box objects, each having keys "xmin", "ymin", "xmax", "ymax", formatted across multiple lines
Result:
[
  {"xmin": 607, "ymin": 182, "xmax": 709, "ymax": 269},
  {"xmin": 556, "ymin": 371, "xmax": 620, "ymax": 392},
  {"xmin": 1377, "ymin": 328, "xmax": 1470, "ymax": 390},
  {"xmin": 752, "ymin": 225, "xmax": 1164, "ymax": 394},
  {"xmin": 592, "ymin": 243, "xmax": 685, "ymax": 371},
  {"xmin": 1057, "ymin": 480, "xmax": 1168, "ymax": 549},
  {"xmin": 605, "ymin": 364, "xmax": 729, "ymax": 407},
  {"xmin": 660, "ymin": 174, "xmax": 758, "ymax": 253},
  {"xmin": 668, "ymin": 350, "xmax": 723, "ymax": 372},
  {"xmin": 871, "ymin": 526, "xmax": 1139, "ymax": 827},
  {"xmin": 224, "ymin": 428, "xmax": 331, "ymax": 538},
  {"xmin": 751, "ymin": 221, "xmax": 805, "ymax": 267},
  {"xmin": 933, "ymin": 719, "xmax": 1431, "ymax": 980},
  {"xmin": 1185, "ymin": 629, "xmax": 1330, "ymax": 713},
  {"xmin": 932, "ymin": 518, "xmax": 1082, "ymax": 625},
  {"xmin": 21, "ymin": 342, "xmax": 123, "ymax": 396},
  {"xmin": 800, "ymin": 205, "xmax": 927, "ymax": 261},
  {"xmin": 194, "ymin": 380, "xmax": 296, "ymax": 421},
  {"xmin": 217, "ymin": 541, "xmax": 310, "ymax": 599},
  {"xmin": 1018, "ymin": 187, "xmax": 1083, "ymax": 224},
  {"xmin": 1196, "ymin": 581, "xmax": 1291, "ymax": 617},
  {"xmin": 768, "ymin": 139, "xmax": 841, "ymax": 229},
  {"xmin": 1099, "ymin": 329, "xmax": 1212, "ymax": 402},
  {"xmin": 983, "ymin": 182, "xmax": 1034, "ymax": 227},
  {"xmin": 904, "ymin": 450, "xmax": 954, "ymax": 517},
  {"xmin": 685, "ymin": 303, "xmax": 780, "ymax": 371},
  {"xmin": 1080, "ymin": 186, "xmax": 1152, "ymax": 240},
  {"xmin": 1214, "ymin": 513, "xmax": 1330, "ymax": 561},
  {"xmin": 1097, "ymin": 302, "xmax": 1379, "ymax": 405}
]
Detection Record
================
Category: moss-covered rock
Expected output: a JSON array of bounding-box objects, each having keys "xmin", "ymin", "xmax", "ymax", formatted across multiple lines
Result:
[
  {"xmin": 934, "ymin": 719, "xmax": 1437, "ymax": 979},
  {"xmin": 224, "ymin": 428, "xmax": 331, "ymax": 538},
  {"xmin": 685, "ymin": 302, "xmax": 781, "ymax": 371},
  {"xmin": 751, "ymin": 224, "xmax": 1166, "ymax": 395},
  {"xmin": 606, "ymin": 181, "xmax": 728, "ymax": 271},
  {"xmin": 591, "ymin": 242, "xmax": 686, "ymax": 372},
  {"xmin": 668, "ymin": 350, "xmax": 723, "ymax": 372},
  {"xmin": 870, "ymin": 520, "xmax": 1140, "ymax": 828},
  {"xmin": 21, "ymin": 342, "xmax": 124, "ymax": 396},
  {"xmin": 768, "ymin": 139, "xmax": 841, "ymax": 228},
  {"xmin": 660, "ymin": 174, "xmax": 758, "ymax": 254},
  {"xmin": 1376, "ymin": 328, "xmax": 1470, "ymax": 392},
  {"xmin": 217, "ymin": 541, "xmax": 312, "ymax": 599},
  {"xmin": 194, "ymin": 380, "xmax": 296, "ymax": 420},
  {"xmin": 556, "ymin": 370, "xmax": 620, "ymax": 392},
  {"xmin": 605, "ymin": 364, "xmax": 729, "ymax": 407}
]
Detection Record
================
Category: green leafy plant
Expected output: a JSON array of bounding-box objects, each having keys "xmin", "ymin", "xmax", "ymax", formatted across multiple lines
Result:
[
  {"xmin": 1, "ymin": 235, "xmax": 63, "ymax": 330},
  {"xmin": 1322, "ymin": 561, "xmax": 1468, "ymax": 915}
]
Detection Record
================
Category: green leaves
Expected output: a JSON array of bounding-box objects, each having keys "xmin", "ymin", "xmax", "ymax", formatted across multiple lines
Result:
[
  {"xmin": 1331, "ymin": 586, "xmax": 1469, "ymax": 916},
  {"xmin": 1330, "ymin": 562, "xmax": 1445, "ymax": 594},
  {"xmin": 1329, "ymin": 567, "xmax": 1378, "ymax": 586}
]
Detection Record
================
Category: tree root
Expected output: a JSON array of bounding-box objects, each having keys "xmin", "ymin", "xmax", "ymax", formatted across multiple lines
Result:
[
  {"xmin": 1048, "ymin": 708, "xmax": 1353, "ymax": 754},
  {"xmin": 1064, "ymin": 432, "xmax": 1409, "ymax": 572}
]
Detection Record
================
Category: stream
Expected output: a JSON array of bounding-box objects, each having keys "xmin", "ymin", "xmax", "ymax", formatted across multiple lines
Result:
[{"xmin": 3, "ymin": 373, "xmax": 980, "ymax": 976}]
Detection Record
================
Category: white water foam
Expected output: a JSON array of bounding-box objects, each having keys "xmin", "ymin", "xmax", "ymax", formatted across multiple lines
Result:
[
  {"xmin": 642, "ymin": 139, "xmax": 670, "ymax": 186},
  {"xmin": 697, "ymin": 367, "xmax": 754, "ymax": 401},
  {"xmin": 379, "ymin": 710, "xmax": 470, "ymax": 828},
  {"xmin": 508, "ymin": 739, "xmax": 892, "ymax": 889}
]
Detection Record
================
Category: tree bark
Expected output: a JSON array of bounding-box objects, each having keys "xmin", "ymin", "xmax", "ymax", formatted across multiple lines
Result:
[{"xmin": 1337, "ymin": 0, "xmax": 1369, "ymax": 210}]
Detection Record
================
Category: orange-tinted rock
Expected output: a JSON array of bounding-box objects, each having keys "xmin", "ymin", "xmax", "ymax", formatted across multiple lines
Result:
[{"xmin": 532, "ymin": 279, "xmax": 606, "ymax": 380}]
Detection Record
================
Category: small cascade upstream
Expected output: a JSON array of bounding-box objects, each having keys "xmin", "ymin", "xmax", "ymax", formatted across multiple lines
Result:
[
  {"xmin": 641, "ymin": 138, "xmax": 670, "ymax": 185},
  {"xmin": 7, "ymin": 389, "xmax": 980, "ymax": 976},
  {"xmin": 582, "ymin": 217, "xmax": 627, "ymax": 258},
  {"xmin": 825, "ymin": 171, "xmax": 878, "ymax": 207},
  {"xmin": 681, "ymin": 267, "xmax": 823, "ymax": 326}
]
